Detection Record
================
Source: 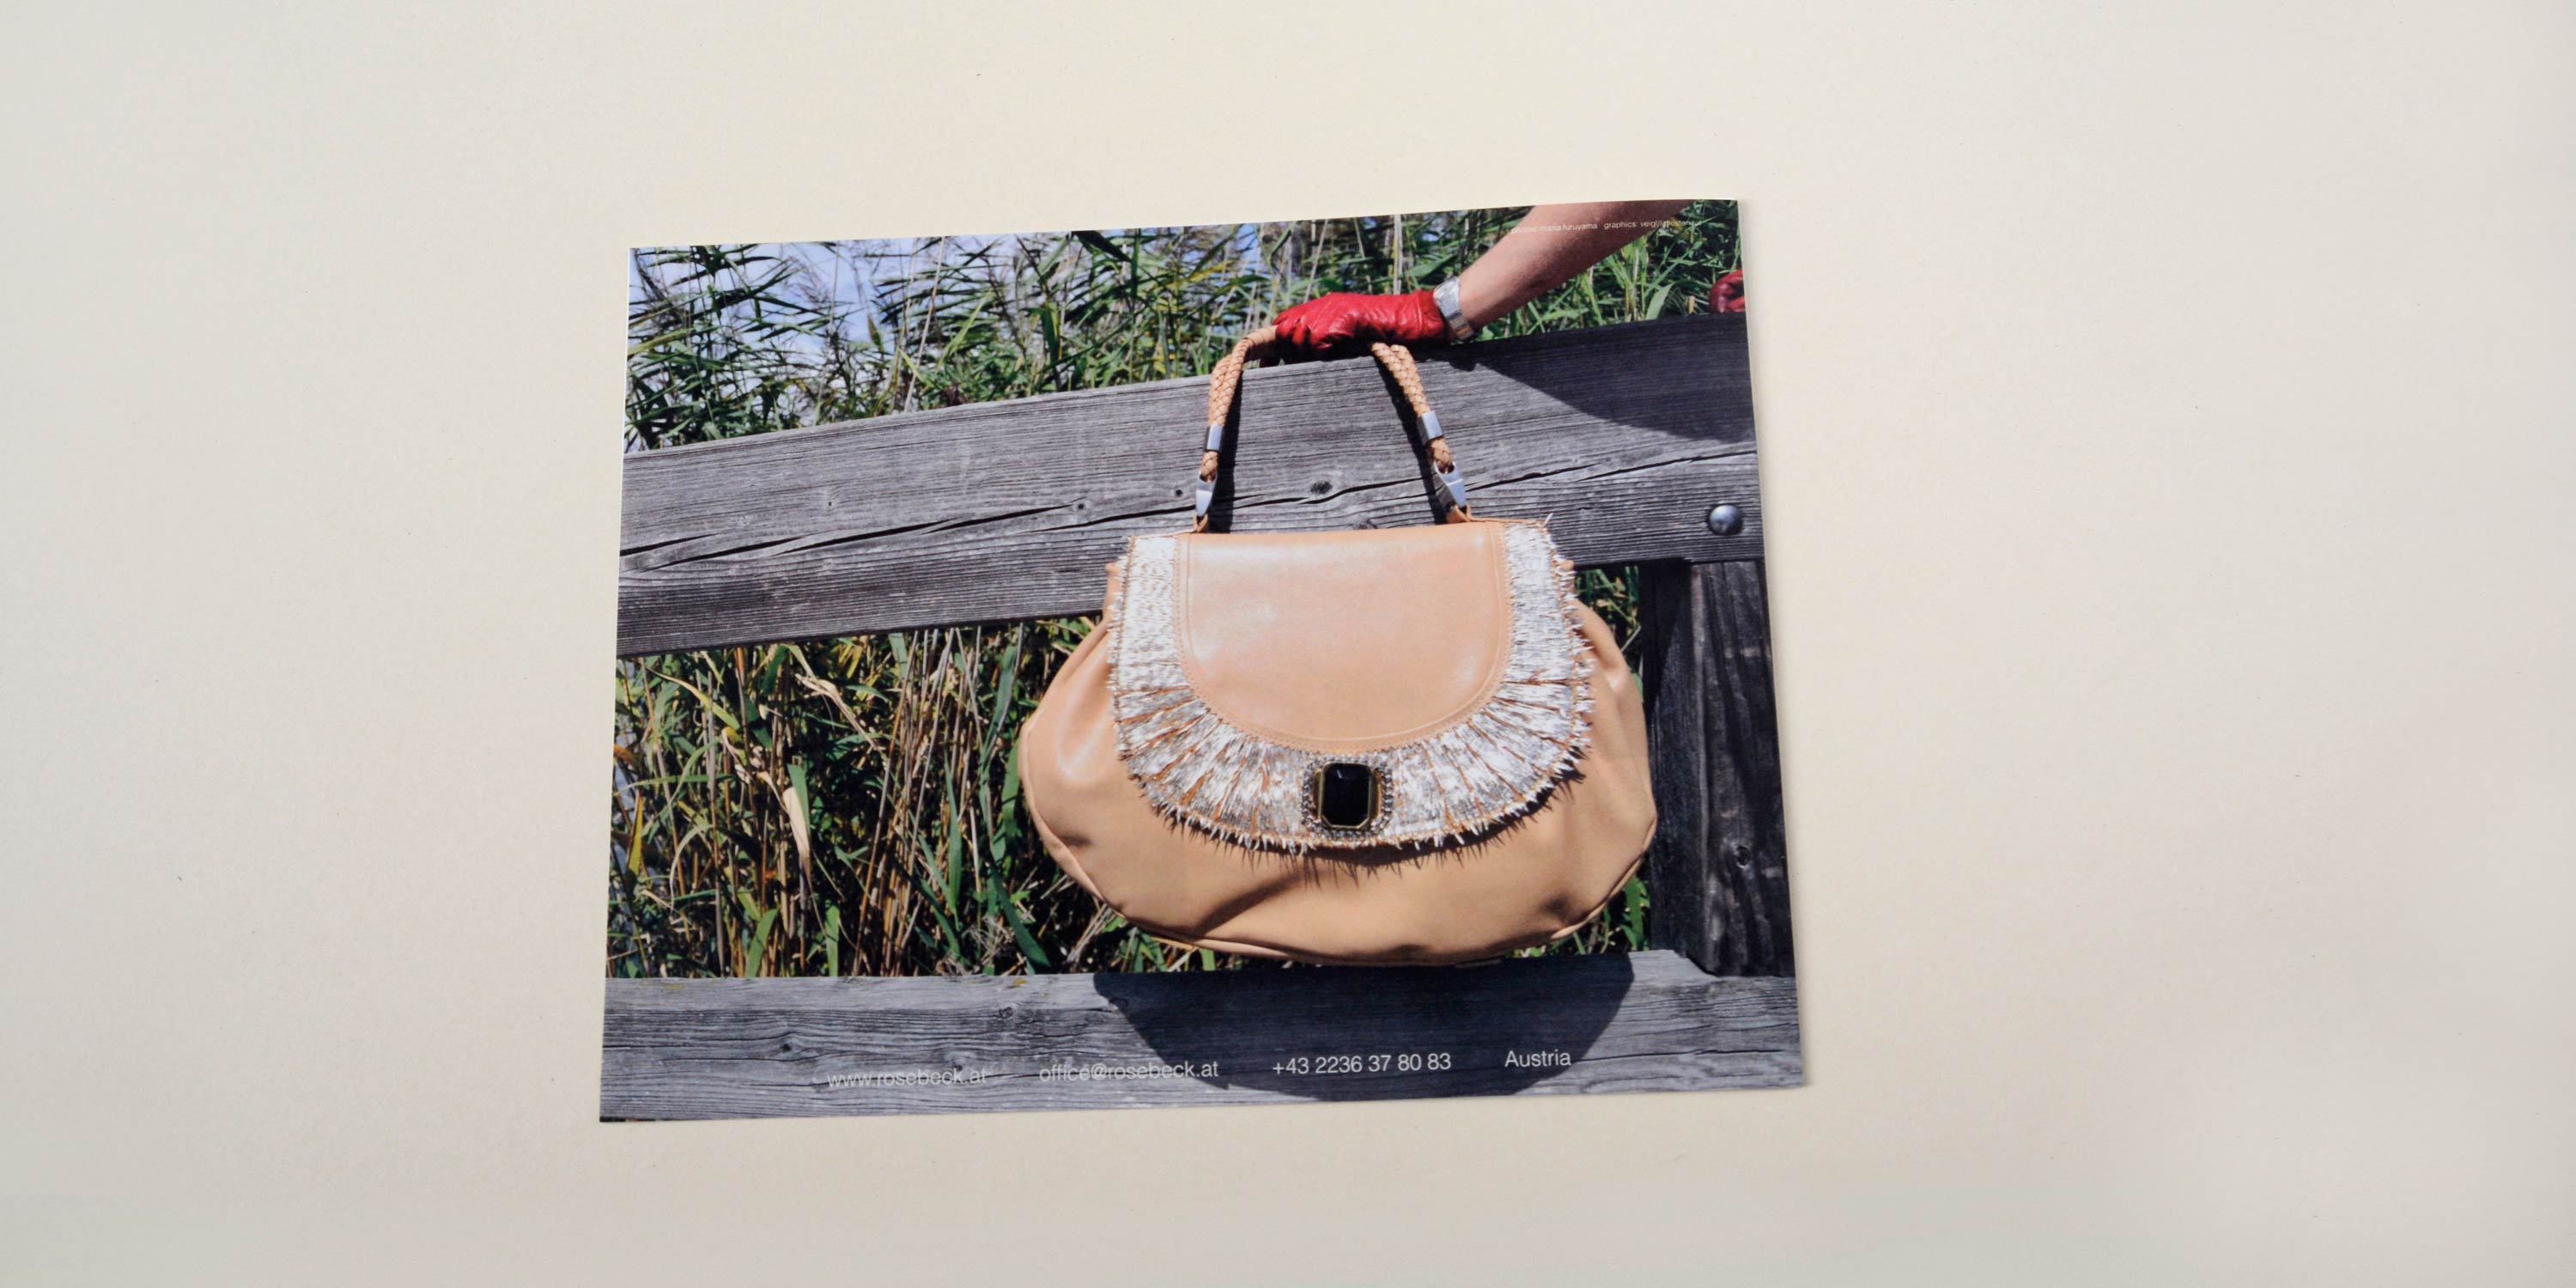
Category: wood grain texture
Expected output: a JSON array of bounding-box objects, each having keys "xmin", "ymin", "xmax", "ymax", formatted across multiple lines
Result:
[
  {"xmin": 1641, "ymin": 561, "xmax": 1796, "ymax": 976},
  {"xmin": 619, "ymin": 314, "xmax": 1760, "ymax": 654},
  {"xmin": 601, "ymin": 950, "xmax": 1799, "ymax": 1120}
]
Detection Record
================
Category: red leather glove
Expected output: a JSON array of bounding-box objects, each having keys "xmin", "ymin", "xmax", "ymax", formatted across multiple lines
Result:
[
  {"xmin": 1710, "ymin": 269, "xmax": 1746, "ymax": 313},
  {"xmin": 1272, "ymin": 289, "xmax": 1449, "ymax": 354}
]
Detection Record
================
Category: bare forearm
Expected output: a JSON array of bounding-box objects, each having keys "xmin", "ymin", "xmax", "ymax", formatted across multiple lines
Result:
[{"xmin": 1455, "ymin": 200, "xmax": 1693, "ymax": 329}]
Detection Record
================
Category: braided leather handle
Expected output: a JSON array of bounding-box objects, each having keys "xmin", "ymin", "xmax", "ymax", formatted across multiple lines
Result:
[{"xmin": 1193, "ymin": 326, "xmax": 1472, "ymax": 532}]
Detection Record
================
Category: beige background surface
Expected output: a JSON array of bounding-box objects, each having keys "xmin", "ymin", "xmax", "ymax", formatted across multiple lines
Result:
[{"xmin": 5, "ymin": 2, "xmax": 2572, "ymax": 1283}]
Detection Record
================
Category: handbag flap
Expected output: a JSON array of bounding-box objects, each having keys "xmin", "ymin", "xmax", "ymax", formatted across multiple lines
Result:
[{"xmin": 1108, "ymin": 519, "xmax": 1595, "ymax": 850}]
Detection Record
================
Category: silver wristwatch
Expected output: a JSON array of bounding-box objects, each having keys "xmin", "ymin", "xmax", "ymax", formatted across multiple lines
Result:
[{"xmin": 1432, "ymin": 278, "xmax": 1477, "ymax": 341}]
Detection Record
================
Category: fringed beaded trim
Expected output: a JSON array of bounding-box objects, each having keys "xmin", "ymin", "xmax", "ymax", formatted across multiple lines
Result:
[{"xmin": 1108, "ymin": 523, "xmax": 1595, "ymax": 851}]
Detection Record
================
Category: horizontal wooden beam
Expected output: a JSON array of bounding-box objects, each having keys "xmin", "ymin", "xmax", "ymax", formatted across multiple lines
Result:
[
  {"xmin": 600, "ymin": 950, "xmax": 1799, "ymax": 1119},
  {"xmin": 620, "ymin": 314, "xmax": 1760, "ymax": 654}
]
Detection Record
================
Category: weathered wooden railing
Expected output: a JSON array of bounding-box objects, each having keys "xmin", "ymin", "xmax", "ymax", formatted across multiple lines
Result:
[{"xmin": 605, "ymin": 314, "xmax": 1798, "ymax": 1118}]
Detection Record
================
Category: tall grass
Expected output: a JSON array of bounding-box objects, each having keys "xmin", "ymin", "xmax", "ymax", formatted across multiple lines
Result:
[{"xmin": 611, "ymin": 204, "xmax": 1741, "ymax": 978}]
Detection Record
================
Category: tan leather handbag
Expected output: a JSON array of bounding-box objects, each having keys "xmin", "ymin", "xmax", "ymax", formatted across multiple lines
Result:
[{"xmin": 1018, "ymin": 329, "xmax": 1656, "ymax": 965}]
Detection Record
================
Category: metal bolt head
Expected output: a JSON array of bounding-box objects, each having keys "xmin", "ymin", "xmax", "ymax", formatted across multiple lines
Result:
[{"xmin": 1705, "ymin": 503, "xmax": 1747, "ymax": 536}]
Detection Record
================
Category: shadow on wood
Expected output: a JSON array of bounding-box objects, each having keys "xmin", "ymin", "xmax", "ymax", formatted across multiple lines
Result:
[{"xmin": 1091, "ymin": 951, "xmax": 1640, "ymax": 1101}]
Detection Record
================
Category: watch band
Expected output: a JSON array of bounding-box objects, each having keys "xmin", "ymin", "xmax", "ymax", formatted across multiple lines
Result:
[{"xmin": 1433, "ymin": 278, "xmax": 1476, "ymax": 341}]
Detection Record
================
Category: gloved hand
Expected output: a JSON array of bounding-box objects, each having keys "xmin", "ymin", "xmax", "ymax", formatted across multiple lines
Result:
[
  {"xmin": 1710, "ymin": 269, "xmax": 1746, "ymax": 313},
  {"xmin": 1272, "ymin": 289, "xmax": 1450, "ymax": 355}
]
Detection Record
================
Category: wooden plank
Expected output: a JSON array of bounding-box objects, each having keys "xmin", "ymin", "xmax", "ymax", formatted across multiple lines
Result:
[
  {"xmin": 600, "ymin": 950, "xmax": 1798, "ymax": 1120},
  {"xmin": 620, "ymin": 314, "xmax": 1760, "ymax": 654},
  {"xmin": 1640, "ymin": 561, "xmax": 1796, "ymax": 975}
]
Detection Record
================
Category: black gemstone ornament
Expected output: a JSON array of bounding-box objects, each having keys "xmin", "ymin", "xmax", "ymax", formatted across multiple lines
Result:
[{"xmin": 1313, "ymin": 762, "xmax": 1381, "ymax": 830}]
